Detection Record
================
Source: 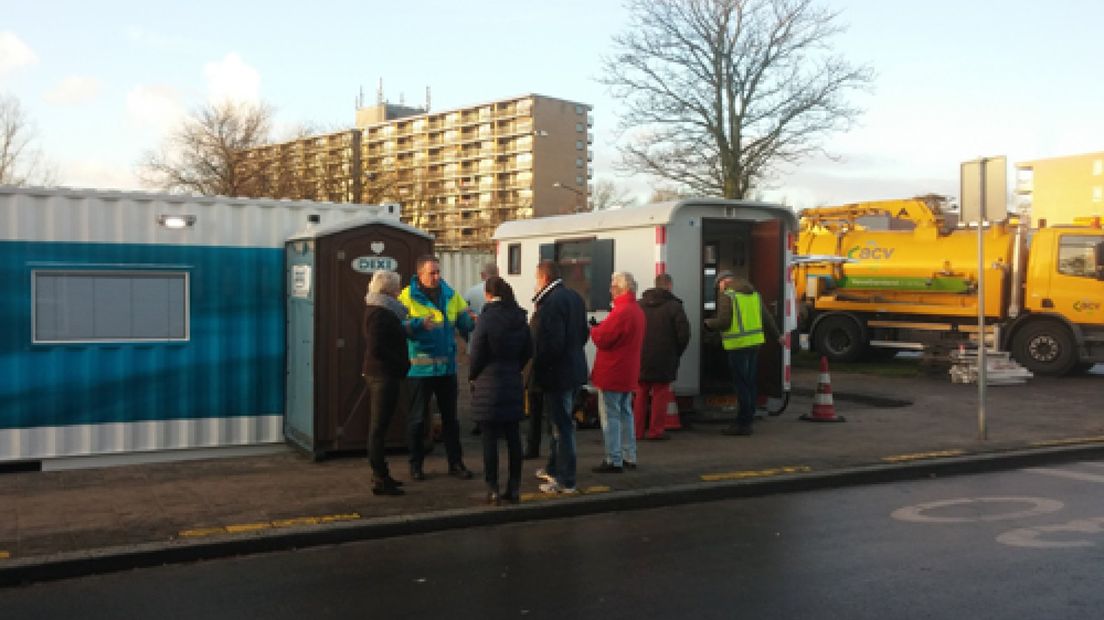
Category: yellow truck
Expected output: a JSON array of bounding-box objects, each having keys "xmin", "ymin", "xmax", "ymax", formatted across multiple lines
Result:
[{"xmin": 795, "ymin": 197, "xmax": 1104, "ymax": 375}]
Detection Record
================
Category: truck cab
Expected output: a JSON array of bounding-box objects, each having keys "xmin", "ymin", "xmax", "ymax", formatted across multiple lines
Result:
[{"xmin": 1009, "ymin": 226, "xmax": 1104, "ymax": 374}]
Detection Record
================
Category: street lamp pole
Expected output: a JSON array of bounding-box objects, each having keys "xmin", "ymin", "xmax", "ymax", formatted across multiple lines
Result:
[{"xmin": 553, "ymin": 182, "xmax": 588, "ymax": 213}]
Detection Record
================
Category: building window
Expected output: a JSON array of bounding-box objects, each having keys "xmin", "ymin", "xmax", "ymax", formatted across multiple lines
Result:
[
  {"xmin": 507, "ymin": 243, "xmax": 522, "ymax": 275},
  {"xmin": 1057, "ymin": 235, "xmax": 1101, "ymax": 278},
  {"xmin": 576, "ymin": 123, "xmax": 584, "ymax": 133},
  {"xmin": 33, "ymin": 271, "xmax": 189, "ymax": 343},
  {"xmin": 576, "ymin": 175, "xmax": 584, "ymax": 185},
  {"xmin": 576, "ymin": 158, "xmax": 584, "ymax": 168},
  {"xmin": 575, "ymin": 140, "xmax": 584, "ymax": 150}
]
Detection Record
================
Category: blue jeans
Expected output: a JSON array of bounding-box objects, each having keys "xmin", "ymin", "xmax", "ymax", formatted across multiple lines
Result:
[
  {"xmin": 543, "ymin": 389, "xmax": 577, "ymax": 488},
  {"xmin": 597, "ymin": 390, "xmax": 636, "ymax": 467},
  {"xmin": 726, "ymin": 347, "xmax": 760, "ymax": 428}
]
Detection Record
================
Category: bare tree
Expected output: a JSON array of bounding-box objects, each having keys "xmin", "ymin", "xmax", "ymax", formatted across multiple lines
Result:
[
  {"xmin": 601, "ymin": 0, "xmax": 873, "ymax": 198},
  {"xmin": 139, "ymin": 101, "xmax": 273, "ymax": 196},
  {"xmin": 591, "ymin": 178, "xmax": 638, "ymax": 210},
  {"xmin": 0, "ymin": 94, "xmax": 56, "ymax": 186}
]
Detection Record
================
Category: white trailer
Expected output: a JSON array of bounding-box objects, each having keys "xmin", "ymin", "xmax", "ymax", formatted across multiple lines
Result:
[{"xmin": 492, "ymin": 199, "xmax": 799, "ymax": 413}]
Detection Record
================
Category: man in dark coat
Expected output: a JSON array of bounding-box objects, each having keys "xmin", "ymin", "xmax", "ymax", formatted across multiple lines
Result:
[
  {"xmin": 530, "ymin": 260, "xmax": 589, "ymax": 494},
  {"xmin": 362, "ymin": 270, "xmax": 413, "ymax": 496},
  {"xmin": 634, "ymin": 273, "xmax": 691, "ymax": 440},
  {"xmin": 468, "ymin": 276, "xmax": 532, "ymax": 505}
]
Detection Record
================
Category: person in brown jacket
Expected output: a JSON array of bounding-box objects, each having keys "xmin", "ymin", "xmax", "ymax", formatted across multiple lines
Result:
[
  {"xmin": 362, "ymin": 270, "xmax": 413, "ymax": 496},
  {"xmin": 635, "ymin": 273, "xmax": 691, "ymax": 440}
]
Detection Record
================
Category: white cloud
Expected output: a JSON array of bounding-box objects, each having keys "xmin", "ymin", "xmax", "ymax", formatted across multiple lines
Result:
[
  {"xmin": 44, "ymin": 76, "xmax": 102, "ymax": 105},
  {"xmin": 61, "ymin": 159, "xmax": 143, "ymax": 191},
  {"xmin": 203, "ymin": 53, "xmax": 261, "ymax": 104},
  {"xmin": 0, "ymin": 31, "xmax": 38, "ymax": 75},
  {"xmin": 125, "ymin": 84, "xmax": 185, "ymax": 134}
]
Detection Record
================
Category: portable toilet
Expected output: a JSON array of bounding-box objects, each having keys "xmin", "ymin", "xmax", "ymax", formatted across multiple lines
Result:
[{"xmin": 285, "ymin": 215, "xmax": 432, "ymax": 458}]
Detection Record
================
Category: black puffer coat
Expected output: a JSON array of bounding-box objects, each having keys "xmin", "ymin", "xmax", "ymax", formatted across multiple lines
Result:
[
  {"xmin": 468, "ymin": 300, "xmax": 533, "ymax": 422},
  {"xmin": 531, "ymin": 281, "xmax": 589, "ymax": 392},
  {"xmin": 638, "ymin": 287, "xmax": 691, "ymax": 383}
]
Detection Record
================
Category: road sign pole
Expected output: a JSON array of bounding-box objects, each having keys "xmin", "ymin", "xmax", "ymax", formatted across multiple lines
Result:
[{"xmin": 977, "ymin": 159, "xmax": 988, "ymax": 441}]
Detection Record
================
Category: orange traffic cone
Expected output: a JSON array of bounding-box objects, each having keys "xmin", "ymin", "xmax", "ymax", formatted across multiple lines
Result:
[
  {"xmin": 663, "ymin": 398, "xmax": 682, "ymax": 431},
  {"xmin": 801, "ymin": 356, "xmax": 845, "ymax": 422}
]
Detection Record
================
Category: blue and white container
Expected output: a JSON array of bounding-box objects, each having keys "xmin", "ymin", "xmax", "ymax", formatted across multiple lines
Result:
[{"xmin": 0, "ymin": 185, "xmax": 399, "ymax": 465}]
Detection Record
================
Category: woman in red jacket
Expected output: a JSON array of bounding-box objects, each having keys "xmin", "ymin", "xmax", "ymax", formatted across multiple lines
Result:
[{"xmin": 589, "ymin": 271, "xmax": 646, "ymax": 473}]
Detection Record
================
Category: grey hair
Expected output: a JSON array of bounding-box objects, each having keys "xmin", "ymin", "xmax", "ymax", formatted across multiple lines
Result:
[
  {"xmin": 481, "ymin": 262, "xmax": 499, "ymax": 278},
  {"xmin": 368, "ymin": 270, "xmax": 401, "ymax": 295},
  {"xmin": 611, "ymin": 271, "xmax": 637, "ymax": 293}
]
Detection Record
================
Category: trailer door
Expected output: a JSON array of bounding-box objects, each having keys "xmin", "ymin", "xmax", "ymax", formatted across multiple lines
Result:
[
  {"xmin": 700, "ymin": 218, "xmax": 785, "ymax": 401},
  {"xmin": 751, "ymin": 219, "xmax": 784, "ymax": 399}
]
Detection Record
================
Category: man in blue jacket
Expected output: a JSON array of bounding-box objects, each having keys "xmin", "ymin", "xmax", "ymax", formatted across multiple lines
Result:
[
  {"xmin": 399, "ymin": 255, "xmax": 477, "ymax": 481},
  {"xmin": 530, "ymin": 260, "xmax": 589, "ymax": 494}
]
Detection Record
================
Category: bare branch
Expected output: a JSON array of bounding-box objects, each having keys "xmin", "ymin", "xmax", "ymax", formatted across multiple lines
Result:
[
  {"xmin": 0, "ymin": 94, "xmax": 56, "ymax": 186},
  {"xmin": 600, "ymin": 0, "xmax": 873, "ymax": 198},
  {"xmin": 138, "ymin": 101, "xmax": 274, "ymax": 196}
]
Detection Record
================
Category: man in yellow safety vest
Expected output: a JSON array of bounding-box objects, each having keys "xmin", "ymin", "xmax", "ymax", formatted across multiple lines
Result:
[{"xmin": 704, "ymin": 271, "xmax": 783, "ymax": 436}]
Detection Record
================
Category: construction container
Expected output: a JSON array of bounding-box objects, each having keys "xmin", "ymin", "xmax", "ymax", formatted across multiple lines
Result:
[{"xmin": 0, "ymin": 185, "xmax": 398, "ymax": 466}]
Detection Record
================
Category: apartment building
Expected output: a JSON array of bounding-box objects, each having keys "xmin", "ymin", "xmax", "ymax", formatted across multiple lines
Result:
[
  {"xmin": 242, "ymin": 94, "xmax": 593, "ymax": 251},
  {"xmin": 1015, "ymin": 151, "xmax": 1104, "ymax": 226}
]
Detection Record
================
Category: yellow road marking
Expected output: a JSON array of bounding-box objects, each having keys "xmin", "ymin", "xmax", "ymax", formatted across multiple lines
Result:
[
  {"xmin": 882, "ymin": 450, "xmax": 965, "ymax": 463},
  {"xmin": 1032, "ymin": 436, "xmax": 1104, "ymax": 447},
  {"xmin": 271, "ymin": 517, "xmax": 320, "ymax": 528},
  {"xmin": 225, "ymin": 522, "xmax": 271, "ymax": 534},
  {"xmin": 518, "ymin": 485, "xmax": 611, "ymax": 503},
  {"xmin": 701, "ymin": 465, "xmax": 812, "ymax": 482},
  {"xmin": 318, "ymin": 513, "xmax": 360, "ymax": 523},
  {"xmin": 0, "ymin": 550, "xmax": 10, "ymax": 560},
  {"xmin": 179, "ymin": 513, "xmax": 363, "ymax": 539}
]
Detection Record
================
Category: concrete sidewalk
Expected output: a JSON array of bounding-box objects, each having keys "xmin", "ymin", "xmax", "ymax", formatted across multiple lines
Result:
[{"xmin": 2, "ymin": 364, "xmax": 1102, "ymax": 586}]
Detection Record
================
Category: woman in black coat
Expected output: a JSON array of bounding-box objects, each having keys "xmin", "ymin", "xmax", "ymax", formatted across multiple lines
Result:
[{"xmin": 468, "ymin": 276, "xmax": 532, "ymax": 505}]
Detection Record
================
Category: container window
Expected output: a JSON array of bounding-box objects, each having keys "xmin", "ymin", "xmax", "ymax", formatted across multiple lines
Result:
[{"xmin": 33, "ymin": 271, "xmax": 189, "ymax": 343}]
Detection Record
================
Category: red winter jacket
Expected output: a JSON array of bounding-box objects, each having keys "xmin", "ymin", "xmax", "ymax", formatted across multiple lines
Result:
[{"xmin": 590, "ymin": 290, "xmax": 646, "ymax": 392}]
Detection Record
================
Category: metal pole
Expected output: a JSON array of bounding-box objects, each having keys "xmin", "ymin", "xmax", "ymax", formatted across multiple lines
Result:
[{"xmin": 977, "ymin": 158, "xmax": 988, "ymax": 440}]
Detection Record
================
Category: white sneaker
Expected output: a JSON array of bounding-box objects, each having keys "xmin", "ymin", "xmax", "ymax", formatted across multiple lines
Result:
[
  {"xmin": 535, "ymin": 468, "xmax": 555, "ymax": 484},
  {"xmin": 539, "ymin": 481, "xmax": 578, "ymax": 495}
]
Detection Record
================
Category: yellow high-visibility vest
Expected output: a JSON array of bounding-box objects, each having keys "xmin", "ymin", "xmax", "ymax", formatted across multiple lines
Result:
[{"xmin": 721, "ymin": 290, "xmax": 765, "ymax": 350}]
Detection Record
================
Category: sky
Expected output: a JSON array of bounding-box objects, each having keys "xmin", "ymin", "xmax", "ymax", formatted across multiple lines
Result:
[{"xmin": 2, "ymin": 0, "xmax": 1103, "ymax": 210}]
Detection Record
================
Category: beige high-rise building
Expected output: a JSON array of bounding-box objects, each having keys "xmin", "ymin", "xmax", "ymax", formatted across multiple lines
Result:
[
  {"xmin": 242, "ymin": 94, "xmax": 593, "ymax": 251},
  {"xmin": 1015, "ymin": 151, "xmax": 1104, "ymax": 226}
]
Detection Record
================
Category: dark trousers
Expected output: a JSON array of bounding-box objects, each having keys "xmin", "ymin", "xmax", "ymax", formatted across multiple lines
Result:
[
  {"xmin": 407, "ymin": 374, "xmax": 463, "ymax": 468},
  {"xmin": 726, "ymin": 347, "xmax": 760, "ymax": 428},
  {"xmin": 524, "ymin": 388, "xmax": 544, "ymax": 456},
  {"xmin": 480, "ymin": 420, "xmax": 522, "ymax": 495},
  {"xmin": 364, "ymin": 375, "xmax": 400, "ymax": 480}
]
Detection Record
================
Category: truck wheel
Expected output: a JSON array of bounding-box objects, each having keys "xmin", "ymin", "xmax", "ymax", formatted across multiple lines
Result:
[
  {"xmin": 813, "ymin": 316, "xmax": 866, "ymax": 363},
  {"xmin": 1012, "ymin": 320, "xmax": 1076, "ymax": 376}
]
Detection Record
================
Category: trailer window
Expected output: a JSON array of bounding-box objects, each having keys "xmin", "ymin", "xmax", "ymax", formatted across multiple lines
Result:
[
  {"xmin": 541, "ymin": 239, "xmax": 614, "ymax": 311},
  {"xmin": 1057, "ymin": 235, "xmax": 1099, "ymax": 278},
  {"xmin": 507, "ymin": 243, "xmax": 522, "ymax": 275},
  {"xmin": 33, "ymin": 271, "xmax": 189, "ymax": 343}
]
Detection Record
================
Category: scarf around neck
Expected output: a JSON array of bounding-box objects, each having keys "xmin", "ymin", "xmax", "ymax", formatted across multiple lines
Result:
[{"xmin": 365, "ymin": 291, "xmax": 409, "ymax": 320}]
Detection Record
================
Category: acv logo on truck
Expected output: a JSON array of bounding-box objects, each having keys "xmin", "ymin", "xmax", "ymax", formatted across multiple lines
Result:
[
  {"xmin": 1073, "ymin": 300, "xmax": 1102, "ymax": 312},
  {"xmin": 847, "ymin": 241, "xmax": 896, "ymax": 260}
]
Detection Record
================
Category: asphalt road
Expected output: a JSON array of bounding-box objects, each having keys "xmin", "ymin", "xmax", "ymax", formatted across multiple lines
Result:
[{"xmin": 5, "ymin": 463, "xmax": 1104, "ymax": 619}]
